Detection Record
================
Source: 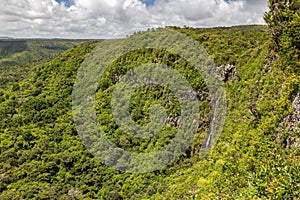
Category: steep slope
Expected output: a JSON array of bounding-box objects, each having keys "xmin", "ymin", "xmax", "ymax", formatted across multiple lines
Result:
[
  {"xmin": 157, "ymin": 2, "xmax": 300, "ymax": 199},
  {"xmin": 0, "ymin": 25, "xmax": 285, "ymax": 199}
]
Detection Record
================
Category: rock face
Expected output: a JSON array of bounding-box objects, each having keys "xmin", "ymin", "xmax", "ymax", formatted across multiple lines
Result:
[
  {"xmin": 278, "ymin": 93, "xmax": 300, "ymax": 148},
  {"xmin": 214, "ymin": 64, "xmax": 236, "ymax": 82}
]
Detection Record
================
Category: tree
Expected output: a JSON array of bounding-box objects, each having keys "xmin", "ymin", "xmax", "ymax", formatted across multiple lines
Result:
[{"xmin": 264, "ymin": 0, "xmax": 300, "ymax": 72}]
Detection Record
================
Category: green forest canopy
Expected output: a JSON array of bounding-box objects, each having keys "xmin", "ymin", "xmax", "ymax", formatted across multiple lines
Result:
[{"xmin": 0, "ymin": 0, "xmax": 299, "ymax": 199}]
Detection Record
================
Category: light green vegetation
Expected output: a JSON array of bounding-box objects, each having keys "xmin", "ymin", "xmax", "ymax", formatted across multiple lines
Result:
[{"xmin": 0, "ymin": 0, "xmax": 299, "ymax": 199}]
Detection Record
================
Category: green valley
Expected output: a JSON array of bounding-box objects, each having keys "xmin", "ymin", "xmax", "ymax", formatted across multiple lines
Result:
[{"xmin": 0, "ymin": 0, "xmax": 299, "ymax": 199}]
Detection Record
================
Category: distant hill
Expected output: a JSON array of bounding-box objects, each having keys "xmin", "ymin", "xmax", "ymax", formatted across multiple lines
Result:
[
  {"xmin": 0, "ymin": 39, "xmax": 96, "ymax": 89},
  {"xmin": 0, "ymin": 36, "xmax": 12, "ymax": 39},
  {"xmin": 0, "ymin": 39, "xmax": 92, "ymax": 67}
]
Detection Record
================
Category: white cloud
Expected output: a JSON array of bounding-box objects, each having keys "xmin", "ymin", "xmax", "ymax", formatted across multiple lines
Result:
[{"xmin": 0, "ymin": 0, "xmax": 268, "ymax": 39}]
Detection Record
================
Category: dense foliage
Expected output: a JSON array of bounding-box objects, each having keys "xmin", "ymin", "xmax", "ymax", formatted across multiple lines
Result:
[
  {"xmin": 0, "ymin": 2, "xmax": 299, "ymax": 198},
  {"xmin": 264, "ymin": 0, "xmax": 300, "ymax": 72}
]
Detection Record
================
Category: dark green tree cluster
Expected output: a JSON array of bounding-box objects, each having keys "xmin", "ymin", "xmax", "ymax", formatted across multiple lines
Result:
[{"xmin": 0, "ymin": 26, "xmax": 273, "ymax": 199}]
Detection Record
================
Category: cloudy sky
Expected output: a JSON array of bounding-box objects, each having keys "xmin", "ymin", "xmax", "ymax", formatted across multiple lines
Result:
[{"xmin": 1, "ymin": 0, "xmax": 268, "ymax": 39}]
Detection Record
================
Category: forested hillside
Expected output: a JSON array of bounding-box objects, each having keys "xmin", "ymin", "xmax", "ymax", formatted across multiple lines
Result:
[
  {"xmin": 0, "ymin": 39, "xmax": 89, "ymax": 89},
  {"xmin": 0, "ymin": 0, "xmax": 299, "ymax": 199},
  {"xmin": 0, "ymin": 39, "xmax": 88, "ymax": 67}
]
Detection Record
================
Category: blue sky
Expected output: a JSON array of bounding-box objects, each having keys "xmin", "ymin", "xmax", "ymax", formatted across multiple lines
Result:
[
  {"xmin": 141, "ymin": 0, "xmax": 155, "ymax": 7},
  {"xmin": 1, "ymin": 0, "xmax": 268, "ymax": 39},
  {"xmin": 55, "ymin": 0, "xmax": 73, "ymax": 7}
]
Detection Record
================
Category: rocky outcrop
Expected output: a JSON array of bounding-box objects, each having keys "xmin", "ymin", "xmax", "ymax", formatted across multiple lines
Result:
[
  {"xmin": 214, "ymin": 64, "xmax": 236, "ymax": 82},
  {"xmin": 277, "ymin": 93, "xmax": 300, "ymax": 148}
]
